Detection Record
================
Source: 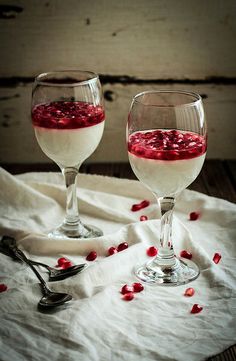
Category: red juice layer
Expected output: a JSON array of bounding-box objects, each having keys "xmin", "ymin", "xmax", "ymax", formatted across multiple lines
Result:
[
  {"xmin": 128, "ymin": 129, "xmax": 207, "ymax": 161},
  {"xmin": 32, "ymin": 101, "xmax": 105, "ymax": 129}
]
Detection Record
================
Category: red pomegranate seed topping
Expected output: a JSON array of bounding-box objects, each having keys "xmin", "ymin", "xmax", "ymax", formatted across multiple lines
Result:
[
  {"xmin": 189, "ymin": 212, "xmax": 200, "ymax": 221},
  {"xmin": 57, "ymin": 257, "xmax": 69, "ymax": 267},
  {"xmin": 146, "ymin": 246, "xmax": 158, "ymax": 257},
  {"xmin": 122, "ymin": 292, "xmax": 134, "ymax": 301},
  {"xmin": 180, "ymin": 250, "xmax": 192, "ymax": 260},
  {"xmin": 108, "ymin": 246, "xmax": 118, "ymax": 256},
  {"xmin": 32, "ymin": 101, "xmax": 105, "ymax": 130},
  {"xmin": 213, "ymin": 252, "xmax": 222, "ymax": 264},
  {"xmin": 140, "ymin": 215, "xmax": 148, "ymax": 221},
  {"xmin": 128, "ymin": 129, "xmax": 207, "ymax": 161},
  {"xmin": 86, "ymin": 251, "xmax": 97, "ymax": 261},
  {"xmin": 133, "ymin": 282, "xmax": 144, "ymax": 293},
  {"xmin": 61, "ymin": 261, "xmax": 73, "ymax": 269},
  {"xmin": 0, "ymin": 283, "xmax": 7, "ymax": 293},
  {"xmin": 190, "ymin": 304, "xmax": 203, "ymax": 314},
  {"xmin": 184, "ymin": 287, "xmax": 195, "ymax": 297},
  {"xmin": 131, "ymin": 200, "xmax": 150, "ymax": 212},
  {"xmin": 117, "ymin": 242, "xmax": 129, "ymax": 252},
  {"xmin": 120, "ymin": 284, "xmax": 134, "ymax": 295}
]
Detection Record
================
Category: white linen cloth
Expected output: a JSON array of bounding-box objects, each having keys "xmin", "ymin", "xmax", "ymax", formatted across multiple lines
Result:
[{"xmin": 0, "ymin": 167, "xmax": 235, "ymax": 361}]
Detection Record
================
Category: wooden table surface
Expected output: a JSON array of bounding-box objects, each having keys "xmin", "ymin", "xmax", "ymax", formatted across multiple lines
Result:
[{"xmin": 1, "ymin": 160, "xmax": 236, "ymax": 361}]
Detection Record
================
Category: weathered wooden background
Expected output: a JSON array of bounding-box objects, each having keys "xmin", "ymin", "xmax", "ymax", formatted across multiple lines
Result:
[{"xmin": 0, "ymin": 0, "xmax": 236, "ymax": 164}]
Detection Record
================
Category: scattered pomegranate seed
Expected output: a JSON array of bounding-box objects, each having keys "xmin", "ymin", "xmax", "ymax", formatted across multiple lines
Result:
[
  {"xmin": 184, "ymin": 287, "xmax": 195, "ymax": 297},
  {"xmin": 190, "ymin": 304, "xmax": 203, "ymax": 314},
  {"xmin": 117, "ymin": 242, "xmax": 129, "ymax": 252},
  {"xmin": 61, "ymin": 261, "xmax": 73, "ymax": 269},
  {"xmin": 86, "ymin": 251, "xmax": 97, "ymax": 261},
  {"xmin": 120, "ymin": 284, "xmax": 134, "ymax": 295},
  {"xmin": 146, "ymin": 246, "xmax": 158, "ymax": 257},
  {"xmin": 180, "ymin": 250, "xmax": 192, "ymax": 260},
  {"xmin": 57, "ymin": 257, "xmax": 69, "ymax": 267},
  {"xmin": 133, "ymin": 282, "xmax": 144, "ymax": 293},
  {"xmin": 108, "ymin": 246, "xmax": 118, "ymax": 256},
  {"xmin": 189, "ymin": 212, "xmax": 200, "ymax": 221},
  {"xmin": 122, "ymin": 292, "xmax": 134, "ymax": 301},
  {"xmin": 140, "ymin": 215, "xmax": 148, "ymax": 221},
  {"xmin": 131, "ymin": 200, "xmax": 150, "ymax": 212},
  {"xmin": 213, "ymin": 252, "xmax": 222, "ymax": 264},
  {"xmin": 0, "ymin": 284, "xmax": 7, "ymax": 293}
]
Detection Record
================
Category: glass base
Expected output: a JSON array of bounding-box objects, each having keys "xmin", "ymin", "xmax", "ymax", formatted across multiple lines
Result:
[
  {"xmin": 48, "ymin": 222, "xmax": 103, "ymax": 239},
  {"xmin": 135, "ymin": 257, "xmax": 199, "ymax": 286}
]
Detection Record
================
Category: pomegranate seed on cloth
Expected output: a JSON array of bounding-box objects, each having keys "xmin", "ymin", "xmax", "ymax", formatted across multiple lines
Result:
[
  {"xmin": 86, "ymin": 251, "xmax": 97, "ymax": 261},
  {"xmin": 122, "ymin": 292, "xmax": 134, "ymax": 301},
  {"xmin": 189, "ymin": 212, "xmax": 200, "ymax": 221},
  {"xmin": 180, "ymin": 250, "xmax": 193, "ymax": 260},
  {"xmin": 184, "ymin": 288, "xmax": 195, "ymax": 297},
  {"xmin": 120, "ymin": 284, "xmax": 134, "ymax": 295},
  {"xmin": 213, "ymin": 252, "xmax": 222, "ymax": 264},
  {"xmin": 190, "ymin": 304, "xmax": 203, "ymax": 314},
  {"xmin": 131, "ymin": 200, "xmax": 150, "ymax": 212},
  {"xmin": 140, "ymin": 215, "xmax": 148, "ymax": 221},
  {"xmin": 146, "ymin": 246, "xmax": 158, "ymax": 257},
  {"xmin": 0, "ymin": 283, "xmax": 7, "ymax": 293},
  {"xmin": 133, "ymin": 282, "xmax": 144, "ymax": 293},
  {"xmin": 107, "ymin": 246, "xmax": 118, "ymax": 256},
  {"xmin": 117, "ymin": 242, "xmax": 129, "ymax": 252}
]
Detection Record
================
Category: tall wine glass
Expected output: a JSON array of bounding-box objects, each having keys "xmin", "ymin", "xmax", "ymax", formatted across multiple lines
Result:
[
  {"xmin": 31, "ymin": 71, "xmax": 105, "ymax": 239},
  {"xmin": 127, "ymin": 90, "xmax": 207, "ymax": 285}
]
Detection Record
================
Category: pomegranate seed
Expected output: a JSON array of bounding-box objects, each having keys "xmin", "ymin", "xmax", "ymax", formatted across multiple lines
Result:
[
  {"xmin": 146, "ymin": 246, "xmax": 158, "ymax": 257},
  {"xmin": 131, "ymin": 200, "xmax": 150, "ymax": 212},
  {"xmin": 189, "ymin": 212, "xmax": 200, "ymax": 221},
  {"xmin": 190, "ymin": 304, "xmax": 203, "ymax": 314},
  {"xmin": 213, "ymin": 252, "xmax": 222, "ymax": 264},
  {"xmin": 108, "ymin": 246, "xmax": 118, "ymax": 256},
  {"xmin": 57, "ymin": 257, "xmax": 69, "ymax": 267},
  {"xmin": 122, "ymin": 292, "xmax": 134, "ymax": 301},
  {"xmin": 120, "ymin": 284, "xmax": 134, "ymax": 295},
  {"xmin": 140, "ymin": 215, "xmax": 148, "ymax": 221},
  {"xmin": 184, "ymin": 287, "xmax": 195, "ymax": 297},
  {"xmin": 86, "ymin": 251, "xmax": 97, "ymax": 261},
  {"xmin": 61, "ymin": 261, "xmax": 73, "ymax": 269},
  {"xmin": 133, "ymin": 282, "xmax": 144, "ymax": 293},
  {"xmin": 117, "ymin": 242, "xmax": 129, "ymax": 252},
  {"xmin": 180, "ymin": 250, "xmax": 192, "ymax": 260},
  {"xmin": 0, "ymin": 284, "xmax": 7, "ymax": 293}
]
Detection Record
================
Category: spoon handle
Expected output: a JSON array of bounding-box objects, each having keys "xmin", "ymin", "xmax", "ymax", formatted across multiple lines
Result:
[{"xmin": 10, "ymin": 247, "xmax": 50, "ymax": 293}]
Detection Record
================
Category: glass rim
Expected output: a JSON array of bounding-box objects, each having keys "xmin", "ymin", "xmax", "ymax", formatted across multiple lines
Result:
[
  {"xmin": 34, "ymin": 70, "xmax": 99, "ymax": 87},
  {"xmin": 133, "ymin": 90, "xmax": 202, "ymax": 107}
]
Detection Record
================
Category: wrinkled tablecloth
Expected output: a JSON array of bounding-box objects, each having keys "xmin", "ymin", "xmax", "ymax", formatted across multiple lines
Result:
[{"xmin": 0, "ymin": 167, "xmax": 235, "ymax": 361}]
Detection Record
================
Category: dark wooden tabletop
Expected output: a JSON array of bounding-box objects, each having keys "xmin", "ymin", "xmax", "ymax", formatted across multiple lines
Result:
[{"xmin": 1, "ymin": 160, "xmax": 236, "ymax": 361}]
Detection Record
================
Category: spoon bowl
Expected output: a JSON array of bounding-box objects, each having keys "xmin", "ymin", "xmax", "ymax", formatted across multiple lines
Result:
[{"xmin": 38, "ymin": 289, "xmax": 72, "ymax": 309}]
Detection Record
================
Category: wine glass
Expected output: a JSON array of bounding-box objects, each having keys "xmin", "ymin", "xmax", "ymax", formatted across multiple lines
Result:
[
  {"xmin": 127, "ymin": 90, "xmax": 207, "ymax": 285},
  {"xmin": 31, "ymin": 71, "xmax": 105, "ymax": 239}
]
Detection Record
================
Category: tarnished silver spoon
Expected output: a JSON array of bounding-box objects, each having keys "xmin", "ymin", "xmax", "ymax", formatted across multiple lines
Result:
[
  {"xmin": 0, "ymin": 235, "xmax": 87, "ymax": 281},
  {"xmin": 10, "ymin": 245, "xmax": 72, "ymax": 309}
]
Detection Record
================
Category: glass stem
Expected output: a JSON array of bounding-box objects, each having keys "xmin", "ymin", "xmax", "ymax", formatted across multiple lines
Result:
[
  {"xmin": 62, "ymin": 167, "xmax": 80, "ymax": 226},
  {"xmin": 155, "ymin": 196, "xmax": 176, "ymax": 267}
]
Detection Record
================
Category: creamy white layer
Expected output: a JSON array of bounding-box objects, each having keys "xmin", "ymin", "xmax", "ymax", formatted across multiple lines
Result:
[
  {"xmin": 128, "ymin": 152, "xmax": 206, "ymax": 197},
  {"xmin": 34, "ymin": 121, "xmax": 104, "ymax": 168}
]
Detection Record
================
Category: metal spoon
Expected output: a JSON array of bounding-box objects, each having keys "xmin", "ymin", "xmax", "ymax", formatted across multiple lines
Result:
[
  {"xmin": 0, "ymin": 236, "xmax": 87, "ymax": 281},
  {"xmin": 10, "ymin": 246, "xmax": 72, "ymax": 309},
  {"xmin": 30, "ymin": 259, "xmax": 87, "ymax": 282}
]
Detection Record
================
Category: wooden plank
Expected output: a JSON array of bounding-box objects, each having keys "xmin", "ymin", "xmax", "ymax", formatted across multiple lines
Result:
[
  {"xmin": 225, "ymin": 160, "xmax": 236, "ymax": 190},
  {"xmin": 0, "ymin": 83, "xmax": 236, "ymax": 163},
  {"xmin": 201, "ymin": 160, "xmax": 236, "ymax": 203},
  {"xmin": 0, "ymin": 0, "xmax": 236, "ymax": 78}
]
